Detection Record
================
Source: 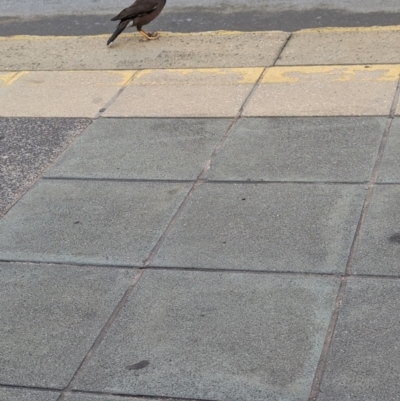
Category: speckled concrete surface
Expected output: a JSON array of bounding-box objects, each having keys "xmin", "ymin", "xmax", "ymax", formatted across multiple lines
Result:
[
  {"xmin": 205, "ymin": 117, "xmax": 385, "ymax": 182},
  {"xmin": 72, "ymin": 270, "xmax": 339, "ymax": 401},
  {"xmin": 352, "ymin": 185, "xmax": 400, "ymax": 276},
  {"xmin": 1, "ymin": 27, "xmax": 400, "ymax": 401},
  {"xmin": 0, "ymin": 71, "xmax": 136, "ymax": 117},
  {"xmin": 103, "ymin": 68, "xmax": 263, "ymax": 118},
  {"xmin": 242, "ymin": 65, "xmax": 400, "ymax": 116},
  {"xmin": 0, "ymin": 32, "xmax": 289, "ymax": 71},
  {"xmin": 0, "ymin": 262, "xmax": 137, "ymax": 388},
  {"xmin": 153, "ymin": 183, "xmax": 365, "ymax": 273},
  {"xmin": 45, "ymin": 118, "xmax": 232, "ymax": 180},
  {"xmin": 64, "ymin": 395, "xmax": 184, "ymax": 401},
  {"xmin": 277, "ymin": 27, "xmax": 400, "ymax": 65},
  {"xmin": 0, "ymin": 388, "xmax": 60, "ymax": 401},
  {"xmin": 0, "ymin": 118, "xmax": 91, "ymax": 216},
  {"xmin": 0, "ymin": 180, "xmax": 191, "ymax": 266},
  {"xmin": 378, "ymin": 118, "xmax": 400, "ymax": 183},
  {"xmin": 319, "ymin": 279, "xmax": 400, "ymax": 400}
]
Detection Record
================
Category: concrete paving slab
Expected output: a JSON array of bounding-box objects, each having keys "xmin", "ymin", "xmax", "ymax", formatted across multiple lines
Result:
[
  {"xmin": 0, "ymin": 262, "xmax": 137, "ymax": 388},
  {"xmin": 206, "ymin": 117, "xmax": 385, "ymax": 182},
  {"xmin": 73, "ymin": 270, "xmax": 340, "ymax": 401},
  {"xmin": 379, "ymin": 118, "xmax": 400, "ymax": 183},
  {"xmin": 45, "ymin": 118, "xmax": 230, "ymax": 180},
  {"xmin": 277, "ymin": 27, "xmax": 400, "ymax": 65},
  {"xmin": 0, "ymin": 118, "xmax": 91, "ymax": 217},
  {"xmin": 0, "ymin": 70, "xmax": 135, "ymax": 117},
  {"xmin": 0, "ymin": 32, "xmax": 289, "ymax": 70},
  {"xmin": 0, "ymin": 180, "xmax": 191, "ymax": 266},
  {"xmin": 352, "ymin": 186, "xmax": 400, "ymax": 276},
  {"xmin": 154, "ymin": 183, "xmax": 364, "ymax": 273},
  {"xmin": 0, "ymin": 388, "xmax": 60, "ymax": 401},
  {"xmin": 104, "ymin": 68, "xmax": 262, "ymax": 118},
  {"xmin": 64, "ymin": 394, "xmax": 177, "ymax": 401},
  {"xmin": 319, "ymin": 278, "xmax": 400, "ymax": 400},
  {"xmin": 243, "ymin": 65, "xmax": 400, "ymax": 116}
]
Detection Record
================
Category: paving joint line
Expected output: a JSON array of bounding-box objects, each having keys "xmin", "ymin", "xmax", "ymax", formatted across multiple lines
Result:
[
  {"xmin": 345, "ymin": 76, "xmax": 400, "ymax": 276},
  {"xmin": 94, "ymin": 70, "xmax": 138, "ymax": 119},
  {"xmin": 4, "ymin": 259, "xmax": 400, "ymax": 280},
  {"xmin": 100, "ymin": 116, "xmax": 233, "ymax": 120},
  {"xmin": 75, "ymin": 391, "xmax": 216, "ymax": 401},
  {"xmin": 205, "ymin": 180, "xmax": 367, "ymax": 185},
  {"xmin": 273, "ymin": 32, "xmax": 292, "ymax": 66},
  {"xmin": 54, "ymin": 72, "xmax": 267, "ymax": 398},
  {"xmin": 0, "ymin": 258, "xmax": 141, "ymax": 269},
  {"xmin": 308, "ymin": 74, "xmax": 400, "ymax": 401},
  {"xmin": 0, "ymin": 383, "xmax": 63, "ymax": 392},
  {"xmin": 241, "ymin": 114, "xmax": 397, "ymax": 118},
  {"xmin": 4, "ymin": 62, "xmax": 400, "ymax": 71},
  {"xmin": 0, "ymin": 117, "xmax": 94, "ymax": 219},
  {"xmin": 68, "ymin": 388, "xmax": 217, "ymax": 401},
  {"xmin": 56, "ymin": 269, "xmax": 145, "ymax": 401},
  {"xmin": 0, "ymin": 383, "xmax": 215, "ymax": 401},
  {"xmin": 237, "ymin": 72, "xmax": 262, "ymax": 114},
  {"xmin": 42, "ymin": 176, "xmax": 195, "ymax": 184},
  {"xmin": 275, "ymin": 62, "xmax": 400, "ymax": 67},
  {"xmin": 41, "ymin": 177, "xmax": 371, "ymax": 185},
  {"xmin": 146, "ymin": 265, "xmax": 343, "ymax": 278},
  {"xmin": 147, "ymin": 267, "xmax": 400, "ymax": 280},
  {"xmin": 142, "ymin": 67, "xmax": 267, "ymax": 268},
  {"xmin": 55, "ymin": 71, "xmax": 266, "ymax": 396},
  {"xmin": 95, "ymin": 115, "xmax": 394, "ymax": 119}
]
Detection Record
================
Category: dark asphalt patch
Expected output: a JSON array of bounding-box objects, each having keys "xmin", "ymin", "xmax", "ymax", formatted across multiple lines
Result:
[
  {"xmin": 0, "ymin": 118, "xmax": 91, "ymax": 217},
  {"xmin": 1, "ymin": 8, "xmax": 400, "ymax": 36}
]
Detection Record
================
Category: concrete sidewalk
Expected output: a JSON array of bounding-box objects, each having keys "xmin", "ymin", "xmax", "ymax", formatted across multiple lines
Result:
[{"xmin": 1, "ymin": 26, "xmax": 400, "ymax": 401}]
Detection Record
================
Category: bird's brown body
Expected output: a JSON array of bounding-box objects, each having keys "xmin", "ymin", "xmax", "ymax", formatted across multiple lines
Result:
[{"xmin": 107, "ymin": 0, "xmax": 167, "ymax": 45}]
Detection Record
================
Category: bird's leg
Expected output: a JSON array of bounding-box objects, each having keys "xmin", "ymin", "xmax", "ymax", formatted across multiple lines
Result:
[{"xmin": 139, "ymin": 29, "xmax": 159, "ymax": 40}]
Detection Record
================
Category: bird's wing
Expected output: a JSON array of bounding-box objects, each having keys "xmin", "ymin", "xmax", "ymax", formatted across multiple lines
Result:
[{"xmin": 111, "ymin": 0, "xmax": 160, "ymax": 21}]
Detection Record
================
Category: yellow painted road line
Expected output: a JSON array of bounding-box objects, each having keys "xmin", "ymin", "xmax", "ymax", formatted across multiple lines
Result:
[
  {"xmin": 0, "ymin": 71, "xmax": 28, "ymax": 86},
  {"xmin": 2, "ymin": 66, "xmax": 400, "ymax": 87},
  {"xmin": 1, "ymin": 25, "xmax": 400, "ymax": 42},
  {"xmin": 0, "ymin": 70, "xmax": 137, "ymax": 118},
  {"xmin": 134, "ymin": 68, "xmax": 264, "ymax": 84},
  {"xmin": 2, "ymin": 66, "xmax": 399, "ymax": 117},
  {"xmin": 0, "ymin": 30, "xmax": 285, "ymax": 41},
  {"xmin": 262, "ymin": 65, "xmax": 400, "ymax": 84},
  {"xmin": 298, "ymin": 25, "xmax": 400, "ymax": 34},
  {"xmin": 244, "ymin": 65, "xmax": 400, "ymax": 117}
]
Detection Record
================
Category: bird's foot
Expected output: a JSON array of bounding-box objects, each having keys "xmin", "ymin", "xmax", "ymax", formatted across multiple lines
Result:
[
  {"xmin": 139, "ymin": 29, "xmax": 160, "ymax": 40},
  {"xmin": 148, "ymin": 31, "xmax": 160, "ymax": 39}
]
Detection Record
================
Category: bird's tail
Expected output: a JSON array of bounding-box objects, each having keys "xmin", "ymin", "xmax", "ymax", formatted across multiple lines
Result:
[{"xmin": 107, "ymin": 20, "xmax": 129, "ymax": 45}]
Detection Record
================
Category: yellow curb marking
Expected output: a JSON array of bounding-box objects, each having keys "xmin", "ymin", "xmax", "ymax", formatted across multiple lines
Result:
[
  {"xmin": 1, "ymin": 26, "xmax": 400, "ymax": 42},
  {"xmin": 0, "ymin": 71, "xmax": 136, "ymax": 87},
  {"xmin": 2, "ymin": 66, "xmax": 400, "ymax": 88},
  {"xmin": 134, "ymin": 68, "xmax": 264, "ymax": 84},
  {"xmin": 61, "ymin": 70, "xmax": 136, "ymax": 86},
  {"xmin": 0, "ymin": 71, "xmax": 29, "ymax": 86},
  {"xmin": 54, "ymin": 70, "xmax": 136, "ymax": 86},
  {"xmin": 298, "ymin": 25, "xmax": 400, "ymax": 34},
  {"xmin": 262, "ymin": 65, "xmax": 400, "ymax": 84},
  {"xmin": 0, "ymin": 30, "xmax": 286, "ymax": 42},
  {"xmin": 106, "ymin": 70, "xmax": 137, "ymax": 85}
]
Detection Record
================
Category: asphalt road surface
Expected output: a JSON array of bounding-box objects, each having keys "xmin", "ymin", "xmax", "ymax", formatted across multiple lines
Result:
[{"xmin": 1, "ymin": 0, "xmax": 400, "ymax": 35}]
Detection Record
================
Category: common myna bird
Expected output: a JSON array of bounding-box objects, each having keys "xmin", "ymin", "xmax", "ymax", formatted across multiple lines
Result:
[{"xmin": 107, "ymin": 0, "xmax": 167, "ymax": 45}]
